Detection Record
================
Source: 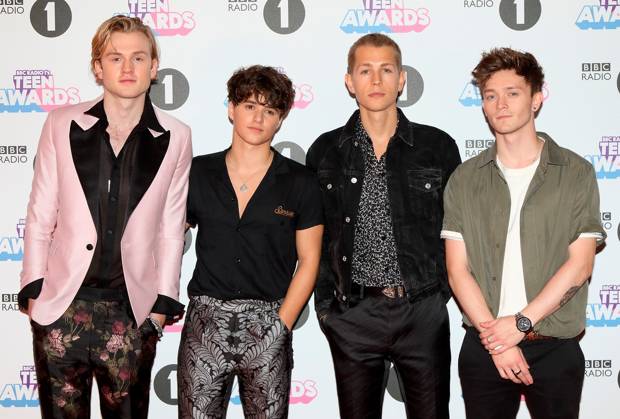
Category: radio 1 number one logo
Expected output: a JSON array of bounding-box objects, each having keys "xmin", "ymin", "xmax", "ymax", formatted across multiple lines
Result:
[
  {"xmin": 264, "ymin": 0, "xmax": 305, "ymax": 34},
  {"xmin": 150, "ymin": 69, "xmax": 190, "ymax": 111},
  {"xmin": 30, "ymin": 0, "xmax": 72, "ymax": 37},
  {"xmin": 499, "ymin": 0, "xmax": 541, "ymax": 31}
]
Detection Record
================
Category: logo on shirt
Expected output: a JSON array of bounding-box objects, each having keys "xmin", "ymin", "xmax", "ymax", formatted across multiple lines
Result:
[
  {"xmin": 585, "ymin": 359, "xmax": 613, "ymax": 378},
  {"xmin": 0, "ymin": 145, "xmax": 27, "ymax": 164},
  {"xmin": 121, "ymin": 0, "xmax": 196, "ymax": 36},
  {"xmin": 274, "ymin": 206, "xmax": 295, "ymax": 218},
  {"xmin": 0, "ymin": 70, "xmax": 80, "ymax": 113},
  {"xmin": 1, "ymin": 293, "xmax": 18, "ymax": 311},
  {"xmin": 0, "ymin": 0, "xmax": 24, "ymax": 15},
  {"xmin": 0, "ymin": 365, "xmax": 38, "ymax": 408},
  {"xmin": 581, "ymin": 62, "xmax": 613, "ymax": 81},
  {"xmin": 340, "ymin": 0, "xmax": 430, "ymax": 34},
  {"xmin": 576, "ymin": 1, "xmax": 620, "ymax": 30},
  {"xmin": 586, "ymin": 284, "xmax": 620, "ymax": 327},
  {"xmin": 584, "ymin": 136, "xmax": 620, "ymax": 179},
  {"xmin": 0, "ymin": 219, "xmax": 25, "ymax": 262}
]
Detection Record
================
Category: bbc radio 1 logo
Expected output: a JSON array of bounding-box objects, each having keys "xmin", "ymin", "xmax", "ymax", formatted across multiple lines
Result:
[
  {"xmin": 154, "ymin": 364, "xmax": 317, "ymax": 406},
  {"xmin": 1, "ymin": 293, "xmax": 18, "ymax": 311},
  {"xmin": 0, "ymin": 145, "xmax": 28, "ymax": 164},
  {"xmin": 340, "ymin": 0, "xmax": 430, "ymax": 34},
  {"xmin": 0, "ymin": 219, "xmax": 25, "ymax": 262},
  {"xmin": 149, "ymin": 68, "xmax": 190, "ymax": 111},
  {"xmin": 228, "ymin": 0, "xmax": 259, "ymax": 13},
  {"xmin": 0, "ymin": 365, "xmax": 38, "ymax": 408},
  {"xmin": 585, "ymin": 360, "xmax": 614, "ymax": 378},
  {"xmin": 0, "ymin": 69, "xmax": 80, "ymax": 113},
  {"xmin": 459, "ymin": 81, "xmax": 549, "ymax": 107},
  {"xmin": 586, "ymin": 284, "xmax": 620, "ymax": 327},
  {"xmin": 601, "ymin": 211, "xmax": 614, "ymax": 232},
  {"xmin": 581, "ymin": 62, "xmax": 613, "ymax": 81},
  {"xmin": 0, "ymin": 0, "xmax": 24, "ymax": 15},
  {"xmin": 464, "ymin": 138, "xmax": 494, "ymax": 159},
  {"xmin": 123, "ymin": 0, "xmax": 195, "ymax": 36},
  {"xmin": 584, "ymin": 136, "xmax": 620, "ymax": 179},
  {"xmin": 576, "ymin": 0, "xmax": 620, "ymax": 30}
]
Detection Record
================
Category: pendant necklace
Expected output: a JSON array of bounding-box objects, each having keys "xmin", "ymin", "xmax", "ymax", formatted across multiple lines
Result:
[{"xmin": 228, "ymin": 151, "xmax": 273, "ymax": 193}]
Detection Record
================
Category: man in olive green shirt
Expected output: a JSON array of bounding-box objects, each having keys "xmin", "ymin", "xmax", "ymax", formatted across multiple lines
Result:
[{"xmin": 442, "ymin": 48, "xmax": 605, "ymax": 419}]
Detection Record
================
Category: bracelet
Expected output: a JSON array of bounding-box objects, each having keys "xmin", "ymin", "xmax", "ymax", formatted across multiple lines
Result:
[{"xmin": 148, "ymin": 316, "xmax": 164, "ymax": 339}]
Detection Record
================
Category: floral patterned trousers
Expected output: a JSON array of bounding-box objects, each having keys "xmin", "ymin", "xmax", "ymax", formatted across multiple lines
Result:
[
  {"xmin": 30, "ymin": 292, "xmax": 158, "ymax": 419},
  {"xmin": 178, "ymin": 295, "xmax": 293, "ymax": 419}
]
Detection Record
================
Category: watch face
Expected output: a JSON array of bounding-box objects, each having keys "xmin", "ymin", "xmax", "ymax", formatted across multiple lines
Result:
[{"xmin": 517, "ymin": 316, "xmax": 532, "ymax": 332}]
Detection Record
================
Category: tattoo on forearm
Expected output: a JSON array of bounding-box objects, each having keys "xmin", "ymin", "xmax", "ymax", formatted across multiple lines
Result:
[{"xmin": 559, "ymin": 286, "xmax": 580, "ymax": 307}]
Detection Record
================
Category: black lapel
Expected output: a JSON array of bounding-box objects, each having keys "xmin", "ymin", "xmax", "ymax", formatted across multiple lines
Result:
[
  {"xmin": 69, "ymin": 117, "xmax": 102, "ymax": 225},
  {"xmin": 126, "ymin": 127, "xmax": 170, "ymax": 215}
]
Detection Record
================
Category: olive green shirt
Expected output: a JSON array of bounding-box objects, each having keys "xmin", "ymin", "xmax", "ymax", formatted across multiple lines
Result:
[{"xmin": 442, "ymin": 134, "xmax": 606, "ymax": 338}]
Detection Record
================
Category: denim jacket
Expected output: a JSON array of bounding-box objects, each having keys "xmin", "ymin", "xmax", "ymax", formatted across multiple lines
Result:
[{"xmin": 306, "ymin": 109, "xmax": 461, "ymax": 317}]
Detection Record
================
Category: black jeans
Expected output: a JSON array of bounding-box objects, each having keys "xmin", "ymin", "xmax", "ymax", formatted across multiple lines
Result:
[
  {"xmin": 321, "ymin": 291, "xmax": 450, "ymax": 419},
  {"xmin": 459, "ymin": 327, "xmax": 585, "ymax": 419}
]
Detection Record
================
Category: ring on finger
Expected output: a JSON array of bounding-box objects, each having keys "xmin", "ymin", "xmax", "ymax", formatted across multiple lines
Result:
[
  {"xmin": 514, "ymin": 370, "xmax": 521, "ymax": 375},
  {"xmin": 488, "ymin": 336, "xmax": 493, "ymax": 343}
]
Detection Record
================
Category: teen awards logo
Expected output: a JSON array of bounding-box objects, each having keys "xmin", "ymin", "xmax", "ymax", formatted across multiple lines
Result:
[
  {"xmin": 340, "ymin": 0, "xmax": 430, "ymax": 34},
  {"xmin": 576, "ymin": 1, "xmax": 620, "ymax": 30},
  {"xmin": 0, "ymin": 366, "xmax": 38, "ymax": 408},
  {"xmin": 229, "ymin": 379, "xmax": 318, "ymax": 405},
  {"xmin": 581, "ymin": 62, "xmax": 613, "ymax": 81},
  {"xmin": 586, "ymin": 284, "xmax": 620, "ymax": 327},
  {"xmin": 0, "ymin": 0, "xmax": 24, "ymax": 15},
  {"xmin": 0, "ymin": 219, "xmax": 25, "ymax": 262},
  {"xmin": 584, "ymin": 136, "xmax": 620, "ymax": 179},
  {"xmin": 125, "ymin": 0, "xmax": 195, "ymax": 36},
  {"xmin": 0, "ymin": 70, "xmax": 80, "ymax": 113}
]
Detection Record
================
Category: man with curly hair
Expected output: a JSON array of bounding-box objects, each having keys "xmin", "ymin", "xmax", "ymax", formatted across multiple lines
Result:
[{"xmin": 178, "ymin": 65, "xmax": 323, "ymax": 419}]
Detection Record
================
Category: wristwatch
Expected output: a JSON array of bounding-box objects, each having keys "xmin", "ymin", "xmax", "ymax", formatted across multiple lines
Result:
[
  {"xmin": 515, "ymin": 312, "xmax": 533, "ymax": 334},
  {"xmin": 147, "ymin": 316, "xmax": 164, "ymax": 339}
]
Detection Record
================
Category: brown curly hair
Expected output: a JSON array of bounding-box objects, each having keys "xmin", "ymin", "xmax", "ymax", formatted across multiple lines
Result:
[{"xmin": 227, "ymin": 65, "xmax": 295, "ymax": 117}]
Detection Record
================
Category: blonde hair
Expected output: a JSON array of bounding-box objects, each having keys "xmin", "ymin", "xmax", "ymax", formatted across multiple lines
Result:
[{"xmin": 91, "ymin": 16, "xmax": 159, "ymax": 78}]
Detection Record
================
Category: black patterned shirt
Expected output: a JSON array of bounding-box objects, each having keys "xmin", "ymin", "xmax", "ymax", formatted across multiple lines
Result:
[{"xmin": 351, "ymin": 118, "xmax": 403, "ymax": 287}]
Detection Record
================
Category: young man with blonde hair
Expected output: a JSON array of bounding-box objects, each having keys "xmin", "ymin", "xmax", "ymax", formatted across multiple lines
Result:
[
  {"xmin": 443, "ymin": 48, "xmax": 605, "ymax": 419},
  {"xmin": 19, "ymin": 15, "xmax": 191, "ymax": 418},
  {"xmin": 307, "ymin": 33, "xmax": 460, "ymax": 418}
]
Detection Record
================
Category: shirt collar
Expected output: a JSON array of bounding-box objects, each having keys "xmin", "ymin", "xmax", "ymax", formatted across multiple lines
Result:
[
  {"xmin": 477, "ymin": 132, "xmax": 568, "ymax": 170},
  {"xmin": 84, "ymin": 94, "xmax": 166, "ymax": 133},
  {"xmin": 338, "ymin": 107, "xmax": 414, "ymax": 148}
]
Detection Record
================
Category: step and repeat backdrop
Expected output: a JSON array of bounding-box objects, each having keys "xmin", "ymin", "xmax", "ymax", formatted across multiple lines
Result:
[{"xmin": 0, "ymin": 1, "xmax": 618, "ymax": 418}]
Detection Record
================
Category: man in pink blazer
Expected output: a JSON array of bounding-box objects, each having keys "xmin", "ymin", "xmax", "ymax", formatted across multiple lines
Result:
[{"xmin": 18, "ymin": 16, "xmax": 191, "ymax": 419}]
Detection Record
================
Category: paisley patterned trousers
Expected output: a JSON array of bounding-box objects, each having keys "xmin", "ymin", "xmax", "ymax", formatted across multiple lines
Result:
[
  {"xmin": 178, "ymin": 295, "xmax": 293, "ymax": 419},
  {"xmin": 30, "ymin": 290, "xmax": 159, "ymax": 419}
]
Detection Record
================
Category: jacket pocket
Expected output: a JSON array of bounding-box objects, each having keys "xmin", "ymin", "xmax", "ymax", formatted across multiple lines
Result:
[{"xmin": 406, "ymin": 169, "xmax": 442, "ymax": 220}]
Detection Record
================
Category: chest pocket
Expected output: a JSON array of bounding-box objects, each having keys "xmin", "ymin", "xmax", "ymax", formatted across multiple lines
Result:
[
  {"xmin": 407, "ymin": 169, "xmax": 442, "ymax": 220},
  {"xmin": 318, "ymin": 169, "xmax": 342, "ymax": 217}
]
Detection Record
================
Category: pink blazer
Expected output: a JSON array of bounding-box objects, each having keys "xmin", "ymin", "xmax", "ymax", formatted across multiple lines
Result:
[{"xmin": 20, "ymin": 97, "xmax": 192, "ymax": 326}]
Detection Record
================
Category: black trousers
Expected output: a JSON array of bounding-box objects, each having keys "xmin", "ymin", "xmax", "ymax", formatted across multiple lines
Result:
[
  {"xmin": 459, "ymin": 327, "xmax": 585, "ymax": 419},
  {"xmin": 321, "ymin": 291, "xmax": 451, "ymax": 419},
  {"xmin": 31, "ymin": 291, "xmax": 158, "ymax": 419}
]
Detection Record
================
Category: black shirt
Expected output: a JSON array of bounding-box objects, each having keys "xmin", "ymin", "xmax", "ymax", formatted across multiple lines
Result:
[
  {"xmin": 186, "ymin": 149, "xmax": 323, "ymax": 301},
  {"xmin": 351, "ymin": 117, "xmax": 403, "ymax": 287}
]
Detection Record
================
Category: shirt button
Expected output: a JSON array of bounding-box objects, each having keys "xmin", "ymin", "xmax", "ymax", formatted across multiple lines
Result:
[
  {"xmin": 495, "ymin": 243, "xmax": 500, "ymax": 249},
  {"xmin": 351, "ymin": 177, "xmax": 357, "ymax": 184},
  {"xmin": 492, "ymin": 276, "xmax": 497, "ymax": 281},
  {"xmin": 342, "ymin": 256, "xmax": 347, "ymax": 262},
  {"xmin": 342, "ymin": 295, "xmax": 347, "ymax": 302},
  {"xmin": 354, "ymin": 141, "xmax": 358, "ymax": 147},
  {"xmin": 236, "ymin": 258, "xmax": 241, "ymax": 263},
  {"xmin": 107, "ymin": 229, "xmax": 113, "ymax": 235},
  {"xmin": 86, "ymin": 244, "xmax": 93, "ymax": 251},
  {"xmin": 425, "ymin": 182, "xmax": 431, "ymax": 190},
  {"xmin": 110, "ymin": 196, "xmax": 117, "ymax": 202},
  {"xmin": 326, "ymin": 183, "xmax": 332, "ymax": 190},
  {"xmin": 344, "ymin": 217, "xmax": 351, "ymax": 223}
]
